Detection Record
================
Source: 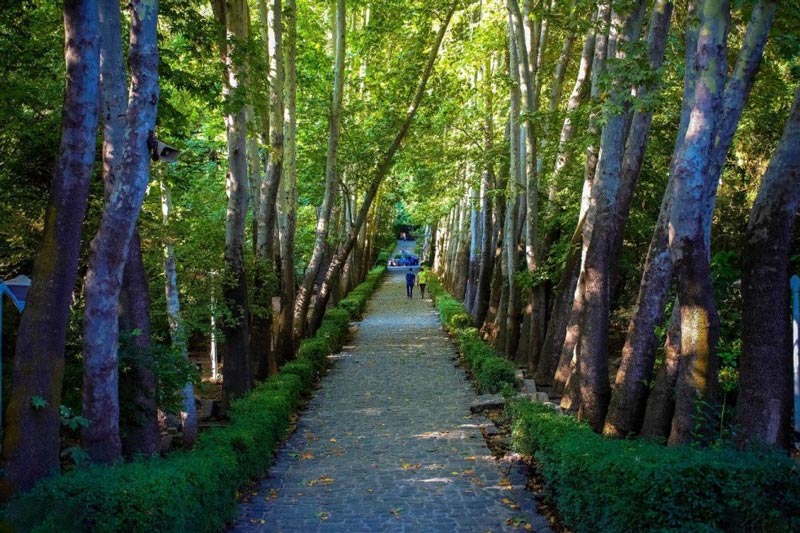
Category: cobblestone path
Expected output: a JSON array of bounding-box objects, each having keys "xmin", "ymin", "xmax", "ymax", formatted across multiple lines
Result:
[{"xmin": 232, "ymin": 247, "xmax": 550, "ymax": 532}]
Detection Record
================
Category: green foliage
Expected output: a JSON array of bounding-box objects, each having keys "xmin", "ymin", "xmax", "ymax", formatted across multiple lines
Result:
[
  {"xmin": 3, "ymin": 266, "xmax": 387, "ymax": 532},
  {"xmin": 457, "ymin": 328, "xmax": 517, "ymax": 394},
  {"xmin": 511, "ymin": 401, "xmax": 800, "ymax": 532},
  {"xmin": 430, "ymin": 276, "xmax": 517, "ymax": 394}
]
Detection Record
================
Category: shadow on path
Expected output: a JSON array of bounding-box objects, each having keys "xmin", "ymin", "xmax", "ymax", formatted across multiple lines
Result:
[{"xmin": 231, "ymin": 243, "xmax": 550, "ymax": 532}]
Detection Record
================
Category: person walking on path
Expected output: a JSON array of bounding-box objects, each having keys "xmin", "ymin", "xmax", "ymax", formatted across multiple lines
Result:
[
  {"xmin": 418, "ymin": 265, "xmax": 430, "ymax": 299},
  {"xmin": 405, "ymin": 268, "xmax": 416, "ymax": 299}
]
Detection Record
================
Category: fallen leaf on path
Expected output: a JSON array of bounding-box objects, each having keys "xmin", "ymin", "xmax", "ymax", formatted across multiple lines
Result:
[
  {"xmin": 301, "ymin": 452, "xmax": 314, "ymax": 460},
  {"xmin": 501, "ymin": 497, "xmax": 521, "ymax": 510},
  {"xmin": 265, "ymin": 489, "xmax": 278, "ymax": 501},
  {"xmin": 315, "ymin": 512, "xmax": 330, "ymax": 521},
  {"xmin": 401, "ymin": 462, "xmax": 421, "ymax": 470},
  {"xmin": 307, "ymin": 476, "xmax": 335, "ymax": 487},
  {"xmin": 329, "ymin": 438, "xmax": 337, "ymax": 443}
]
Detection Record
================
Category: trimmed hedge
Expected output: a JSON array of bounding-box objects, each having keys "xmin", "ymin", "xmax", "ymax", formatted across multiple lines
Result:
[
  {"xmin": 512, "ymin": 400, "xmax": 800, "ymax": 532},
  {"xmin": 429, "ymin": 277, "xmax": 517, "ymax": 394},
  {"xmin": 3, "ymin": 265, "xmax": 387, "ymax": 532},
  {"xmin": 428, "ymin": 275, "xmax": 800, "ymax": 532}
]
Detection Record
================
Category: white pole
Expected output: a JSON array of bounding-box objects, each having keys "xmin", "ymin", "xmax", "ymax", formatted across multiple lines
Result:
[{"xmin": 790, "ymin": 274, "xmax": 800, "ymax": 446}]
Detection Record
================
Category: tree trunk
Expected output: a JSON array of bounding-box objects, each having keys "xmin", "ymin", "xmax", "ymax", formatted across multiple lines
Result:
[
  {"xmin": 534, "ymin": 218, "xmax": 582, "ymax": 385},
  {"xmin": 483, "ymin": 162, "xmax": 508, "ymax": 342},
  {"xmin": 735, "ymin": 85, "xmax": 800, "ymax": 449},
  {"xmin": 604, "ymin": 0, "xmax": 700, "ymax": 438},
  {"xmin": 293, "ymin": 0, "xmax": 346, "ymax": 341},
  {"xmin": 276, "ymin": 0, "xmax": 298, "ymax": 362},
  {"xmin": 607, "ymin": 0, "xmax": 673, "ymax": 298},
  {"xmin": 576, "ymin": 0, "xmax": 646, "ymax": 431},
  {"xmin": 2, "ymin": 0, "xmax": 98, "ymax": 481},
  {"xmin": 82, "ymin": 0, "xmax": 159, "ymax": 463},
  {"xmin": 472, "ymin": 57, "xmax": 496, "ymax": 327},
  {"xmin": 118, "ymin": 230, "xmax": 160, "ymax": 457},
  {"xmin": 215, "ymin": 0, "xmax": 252, "ymax": 399},
  {"xmin": 701, "ymin": 0, "xmax": 777, "ymax": 250},
  {"xmin": 548, "ymin": 16, "xmax": 595, "ymax": 203},
  {"xmin": 94, "ymin": 0, "xmax": 159, "ymax": 459},
  {"xmin": 466, "ymin": 185, "xmax": 480, "ymax": 311},
  {"xmin": 640, "ymin": 304, "xmax": 681, "ymax": 438},
  {"xmin": 667, "ymin": 0, "xmax": 728, "ymax": 446},
  {"xmin": 159, "ymin": 179, "xmax": 197, "ymax": 449}
]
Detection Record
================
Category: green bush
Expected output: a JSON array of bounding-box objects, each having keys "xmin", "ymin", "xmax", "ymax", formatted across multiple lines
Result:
[
  {"xmin": 429, "ymin": 278, "xmax": 517, "ymax": 395},
  {"xmin": 457, "ymin": 328, "xmax": 516, "ymax": 394},
  {"xmin": 511, "ymin": 400, "xmax": 800, "ymax": 532},
  {"xmin": 3, "ymin": 265, "xmax": 387, "ymax": 532}
]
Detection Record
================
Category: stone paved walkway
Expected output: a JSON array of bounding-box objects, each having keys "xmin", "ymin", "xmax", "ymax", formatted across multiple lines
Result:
[{"xmin": 231, "ymin": 244, "xmax": 550, "ymax": 532}]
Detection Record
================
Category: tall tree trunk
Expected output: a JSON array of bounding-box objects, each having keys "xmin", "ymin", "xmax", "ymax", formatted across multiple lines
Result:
[
  {"xmin": 701, "ymin": 0, "xmax": 777, "ymax": 250},
  {"xmin": 548, "ymin": 16, "xmax": 595, "ymax": 205},
  {"xmin": 82, "ymin": 0, "xmax": 159, "ymax": 463},
  {"xmin": 293, "ymin": 0, "xmax": 346, "ymax": 341},
  {"xmin": 159, "ymin": 179, "xmax": 197, "ymax": 449},
  {"xmin": 254, "ymin": 0, "xmax": 284, "ymax": 377},
  {"xmin": 215, "ymin": 0, "xmax": 252, "ymax": 399},
  {"xmin": 576, "ymin": 0, "xmax": 646, "ymax": 431},
  {"xmin": 640, "ymin": 303, "xmax": 681, "ymax": 437},
  {"xmin": 93, "ymin": 0, "xmax": 158, "ymax": 459},
  {"xmin": 607, "ymin": 0, "xmax": 674, "ymax": 297},
  {"xmin": 667, "ymin": 0, "xmax": 728, "ymax": 446},
  {"xmin": 472, "ymin": 57, "xmax": 496, "ymax": 328},
  {"xmin": 534, "ymin": 218, "xmax": 582, "ymax": 386},
  {"xmin": 735, "ymin": 85, "xmax": 800, "ymax": 449},
  {"xmin": 466, "ymin": 185, "xmax": 480, "ymax": 310},
  {"xmin": 309, "ymin": 4, "xmax": 457, "ymax": 333},
  {"xmin": 276, "ymin": 0, "xmax": 297, "ymax": 361},
  {"xmin": 118, "ymin": 230, "xmax": 159, "ymax": 457},
  {"xmin": 2, "ymin": 0, "xmax": 99, "ymax": 484},
  {"xmin": 249, "ymin": 0, "xmax": 271, "ymax": 380},
  {"xmin": 601, "ymin": 0, "xmax": 674, "ymax": 437},
  {"xmin": 504, "ymin": 15, "xmax": 523, "ymax": 358},
  {"xmin": 607, "ymin": 0, "xmax": 700, "ymax": 438},
  {"xmin": 551, "ymin": 3, "xmax": 611, "ymax": 399}
]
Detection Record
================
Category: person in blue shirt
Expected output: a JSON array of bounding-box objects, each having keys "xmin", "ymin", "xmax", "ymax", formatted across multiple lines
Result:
[{"xmin": 405, "ymin": 268, "xmax": 415, "ymax": 299}]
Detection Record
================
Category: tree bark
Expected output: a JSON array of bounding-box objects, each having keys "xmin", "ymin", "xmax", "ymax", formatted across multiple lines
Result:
[
  {"xmin": 93, "ymin": 0, "xmax": 159, "ymax": 459},
  {"xmin": 276, "ymin": 0, "xmax": 298, "ymax": 362},
  {"xmin": 549, "ymin": 16, "xmax": 595, "ymax": 200},
  {"xmin": 472, "ymin": 57, "xmax": 496, "ymax": 328},
  {"xmin": 533, "ymin": 218, "xmax": 582, "ymax": 385},
  {"xmin": 603, "ymin": 0, "xmax": 673, "ymax": 438},
  {"xmin": 1, "ymin": 0, "xmax": 100, "ymax": 491},
  {"xmin": 118, "ymin": 230, "xmax": 160, "ymax": 457},
  {"xmin": 605, "ymin": 0, "xmax": 700, "ymax": 438},
  {"xmin": 667, "ymin": 0, "xmax": 728, "ymax": 446},
  {"xmin": 159, "ymin": 179, "xmax": 197, "ymax": 449},
  {"xmin": 82, "ymin": 0, "xmax": 159, "ymax": 463},
  {"xmin": 701, "ymin": 0, "xmax": 777, "ymax": 250},
  {"xmin": 214, "ymin": 0, "xmax": 252, "ymax": 399},
  {"xmin": 293, "ymin": 0, "xmax": 345, "ymax": 342},
  {"xmin": 735, "ymin": 85, "xmax": 800, "ymax": 449}
]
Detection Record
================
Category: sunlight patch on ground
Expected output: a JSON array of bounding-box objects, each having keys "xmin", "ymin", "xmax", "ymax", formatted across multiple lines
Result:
[{"xmin": 413, "ymin": 429, "xmax": 469, "ymax": 440}]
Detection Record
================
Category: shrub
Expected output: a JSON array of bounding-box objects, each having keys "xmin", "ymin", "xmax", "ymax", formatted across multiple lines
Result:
[
  {"xmin": 3, "ymin": 265, "xmax": 387, "ymax": 532},
  {"xmin": 429, "ymin": 278, "xmax": 518, "ymax": 394},
  {"xmin": 511, "ymin": 400, "xmax": 800, "ymax": 532}
]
